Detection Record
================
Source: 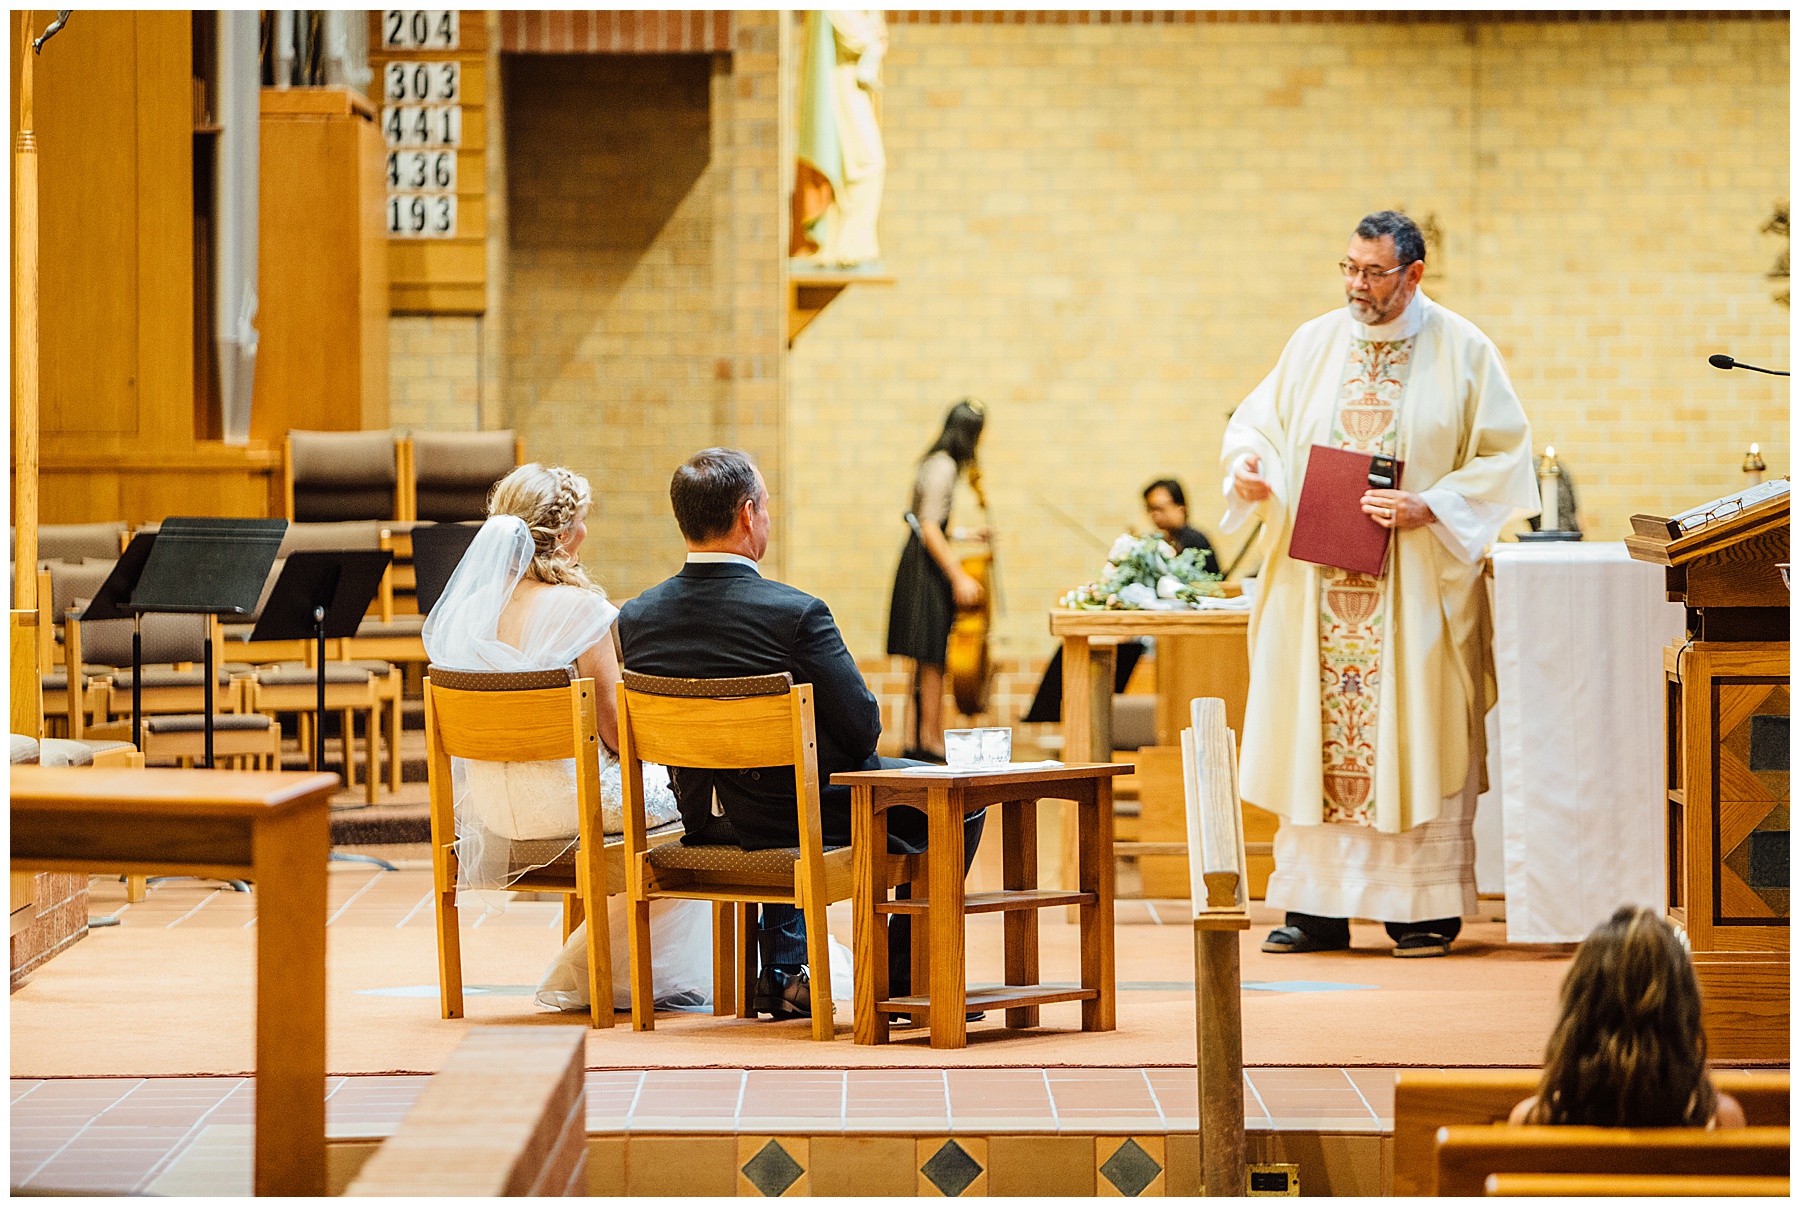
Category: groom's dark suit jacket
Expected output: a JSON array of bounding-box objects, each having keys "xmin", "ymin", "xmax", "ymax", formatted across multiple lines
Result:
[{"xmin": 617, "ymin": 560, "xmax": 886, "ymax": 852}]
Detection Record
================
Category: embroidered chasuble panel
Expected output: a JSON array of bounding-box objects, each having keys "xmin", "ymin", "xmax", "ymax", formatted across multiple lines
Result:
[{"xmin": 1319, "ymin": 337, "xmax": 1415, "ymax": 826}]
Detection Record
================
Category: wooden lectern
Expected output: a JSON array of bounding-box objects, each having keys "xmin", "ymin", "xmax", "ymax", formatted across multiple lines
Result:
[{"xmin": 1627, "ymin": 482, "xmax": 1788, "ymax": 1062}]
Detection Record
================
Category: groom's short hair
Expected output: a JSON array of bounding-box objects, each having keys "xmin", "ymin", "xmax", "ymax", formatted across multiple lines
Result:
[{"xmin": 671, "ymin": 448, "xmax": 761, "ymax": 541}]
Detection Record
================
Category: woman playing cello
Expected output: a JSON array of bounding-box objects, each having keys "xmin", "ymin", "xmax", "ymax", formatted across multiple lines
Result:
[{"xmin": 886, "ymin": 398, "xmax": 988, "ymax": 761}]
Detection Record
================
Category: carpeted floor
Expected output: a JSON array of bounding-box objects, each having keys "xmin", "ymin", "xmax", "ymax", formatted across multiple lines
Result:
[{"xmin": 10, "ymin": 873, "xmax": 1572, "ymax": 1076}]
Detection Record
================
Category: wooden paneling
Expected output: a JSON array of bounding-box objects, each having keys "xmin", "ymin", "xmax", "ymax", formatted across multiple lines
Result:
[
  {"xmin": 24, "ymin": 11, "xmax": 194, "ymax": 455},
  {"xmin": 253, "ymin": 88, "xmax": 390, "ymax": 438},
  {"xmin": 14, "ymin": 12, "xmax": 282, "ymax": 524}
]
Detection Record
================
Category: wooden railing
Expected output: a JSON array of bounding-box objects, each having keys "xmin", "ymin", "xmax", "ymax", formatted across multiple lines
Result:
[{"xmin": 1183, "ymin": 696, "xmax": 1249, "ymax": 1197}]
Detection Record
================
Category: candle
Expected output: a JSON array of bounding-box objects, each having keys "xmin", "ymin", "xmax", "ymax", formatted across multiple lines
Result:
[
  {"xmin": 1743, "ymin": 442, "xmax": 1766, "ymax": 486},
  {"xmin": 1538, "ymin": 446, "xmax": 1561, "ymax": 531}
]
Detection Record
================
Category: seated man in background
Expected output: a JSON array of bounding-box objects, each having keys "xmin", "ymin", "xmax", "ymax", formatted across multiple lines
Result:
[
  {"xmin": 1142, "ymin": 477, "xmax": 1219, "ymax": 572},
  {"xmin": 617, "ymin": 448, "xmax": 985, "ymax": 1022}
]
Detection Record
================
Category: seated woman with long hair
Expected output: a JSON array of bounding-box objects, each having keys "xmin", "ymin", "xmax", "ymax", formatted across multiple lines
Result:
[
  {"xmin": 1510, "ymin": 904, "xmax": 1744, "ymax": 1128},
  {"xmin": 422, "ymin": 463, "xmax": 710, "ymax": 1012}
]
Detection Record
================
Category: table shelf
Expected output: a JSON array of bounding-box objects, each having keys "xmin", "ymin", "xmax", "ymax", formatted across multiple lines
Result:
[
  {"xmin": 874, "ymin": 888, "xmax": 1093, "ymax": 915},
  {"xmin": 877, "ymin": 984, "xmax": 1100, "ymax": 1014}
]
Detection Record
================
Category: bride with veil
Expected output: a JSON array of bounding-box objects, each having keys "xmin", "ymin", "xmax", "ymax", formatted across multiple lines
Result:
[{"xmin": 421, "ymin": 464, "xmax": 712, "ymax": 1012}]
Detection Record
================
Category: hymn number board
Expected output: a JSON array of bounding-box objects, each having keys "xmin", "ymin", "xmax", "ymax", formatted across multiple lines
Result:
[{"xmin": 368, "ymin": 11, "xmax": 487, "ymax": 314}]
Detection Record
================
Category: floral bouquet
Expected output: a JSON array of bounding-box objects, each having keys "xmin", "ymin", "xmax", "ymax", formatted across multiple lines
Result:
[{"xmin": 1059, "ymin": 533, "xmax": 1227, "ymax": 611}]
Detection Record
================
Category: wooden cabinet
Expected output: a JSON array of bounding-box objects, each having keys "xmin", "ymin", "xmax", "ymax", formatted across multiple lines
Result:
[
  {"xmin": 253, "ymin": 88, "xmax": 390, "ymax": 438},
  {"xmin": 14, "ymin": 11, "xmax": 280, "ymax": 524}
]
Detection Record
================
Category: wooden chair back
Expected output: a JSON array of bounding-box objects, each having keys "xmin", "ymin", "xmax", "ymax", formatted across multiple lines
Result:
[
  {"xmin": 1183, "ymin": 696, "xmax": 1249, "ymax": 1198},
  {"xmin": 1395, "ymin": 1069, "xmax": 1790, "ymax": 1195},
  {"xmin": 423, "ymin": 666, "xmax": 613, "ymax": 1027},
  {"xmin": 284, "ymin": 430, "xmax": 403, "ymax": 523},
  {"xmin": 616, "ymin": 670, "xmax": 844, "ymax": 1041},
  {"xmin": 1435, "ymin": 1124, "xmax": 1790, "ymax": 1197}
]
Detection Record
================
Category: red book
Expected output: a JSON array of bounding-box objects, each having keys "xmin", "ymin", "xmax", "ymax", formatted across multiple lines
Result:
[{"xmin": 1287, "ymin": 444, "xmax": 1404, "ymax": 577}]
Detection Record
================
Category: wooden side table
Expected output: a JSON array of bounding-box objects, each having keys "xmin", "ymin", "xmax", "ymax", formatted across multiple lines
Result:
[
  {"xmin": 11, "ymin": 766, "xmax": 338, "ymax": 1196},
  {"xmin": 834, "ymin": 762, "xmax": 1129, "ymax": 1050}
]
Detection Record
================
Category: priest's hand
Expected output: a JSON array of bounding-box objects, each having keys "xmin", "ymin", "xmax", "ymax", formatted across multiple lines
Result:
[
  {"xmin": 1362, "ymin": 489, "xmax": 1436, "ymax": 531},
  {"xmin": 1232, "ymin": 454, "xmax": 1273, "ymax": 503}
]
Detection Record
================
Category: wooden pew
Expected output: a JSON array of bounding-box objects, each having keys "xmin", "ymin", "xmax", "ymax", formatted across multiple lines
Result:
[
  {"xmin": 1184, "ymin": 697, "xmax": 1249, "ymax": 1197},
  {"xmin": 1435, "ymin": 1125, "xmax": 1789, "ymax": 1197},
  {"xmin": 1394, "ymin": 1069, "xmax": 1790, "ymax": 1195},
  {"xmin": 344, "ymin": 1027, "xmax": 587, "ymax": 1197},
  {"xmin": 1485, "ymin": 1172, "xmax": 1790, "ymax": 1196}
]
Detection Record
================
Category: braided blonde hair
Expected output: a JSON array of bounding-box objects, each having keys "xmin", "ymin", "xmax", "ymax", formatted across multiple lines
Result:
[{"xmin": 486, "ymin": 463, "xmax": 604, "ymax": 595}]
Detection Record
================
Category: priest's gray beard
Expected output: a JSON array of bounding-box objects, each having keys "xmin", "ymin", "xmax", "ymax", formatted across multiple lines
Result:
[{"xmin": 1346, "ymin": 287, "xmax": 1407, "ymax": 327}]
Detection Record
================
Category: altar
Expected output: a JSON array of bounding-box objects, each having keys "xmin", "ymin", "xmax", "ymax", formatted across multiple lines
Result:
[{"xmin": 1487, "ymin": 542, "xmax": 1685, "ymax": 942}]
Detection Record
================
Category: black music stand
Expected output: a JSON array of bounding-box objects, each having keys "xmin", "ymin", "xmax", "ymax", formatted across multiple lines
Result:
[
  {"xmin": 409, "ymin": 521, "xmax": 482, "ymax": 615},
  {"xmin": 247, "ymin": 550, "xmax": 394, "ymax": 774},
  {"xmin": 81, "ymin": 518, "xmax": 287, "ymax": 766}
]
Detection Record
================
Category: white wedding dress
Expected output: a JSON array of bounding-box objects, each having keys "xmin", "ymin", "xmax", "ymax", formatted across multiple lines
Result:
[{"xmin": 421, "ymin": 516, "xmax": 712, "ymax": 1012}]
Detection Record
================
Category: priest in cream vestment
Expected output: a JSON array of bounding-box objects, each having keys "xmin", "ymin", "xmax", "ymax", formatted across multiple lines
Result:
[{"xmin": 1220, "ymin": 212, "xmax": 1539, "ymax": 958}]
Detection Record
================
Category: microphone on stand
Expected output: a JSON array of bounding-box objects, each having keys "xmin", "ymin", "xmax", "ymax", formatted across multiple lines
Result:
[{"xmin": 1709, "ymin": 353, "xmax": 1790, "ymax": 377}]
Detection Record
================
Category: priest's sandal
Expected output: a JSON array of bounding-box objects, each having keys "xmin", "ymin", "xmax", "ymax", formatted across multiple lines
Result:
[
  {"xmin": 1260, "ymin": 925, "xmax": 1349, "ymax": 954},
  {"xmin": 1390, "ymin": 931, "xmax": 1453, "ymax": 958}
]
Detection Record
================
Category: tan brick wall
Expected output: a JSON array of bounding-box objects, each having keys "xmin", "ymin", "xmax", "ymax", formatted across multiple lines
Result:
[
  {"xmin": 494, "ymin": 21, "xmax": 786, "ymax": 600},
  {"xmin": 787, "ymin": 15, "xmax": 1790, "ymax": 661},
  {"xmin": 387, "ymin": 315, "xmax": 484, "ymax": 432}
]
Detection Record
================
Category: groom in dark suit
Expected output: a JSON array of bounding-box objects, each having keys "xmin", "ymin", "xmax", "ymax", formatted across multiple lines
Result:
[{"xmin": 618, "ymin": 448, "xmax": 984, "ymax": 1021}]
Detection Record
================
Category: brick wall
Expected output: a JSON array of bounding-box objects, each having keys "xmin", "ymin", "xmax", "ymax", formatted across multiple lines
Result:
[
  {"xmin": 11, "ymin": 873, "xmax": 87, "ymax": 990},
  {"xmin": 488, "ymin": 18, "xmax": 786, "ymax": 599},
  {"xmin": 787, "ymin": 14, "xmax": 1790, "ymax": 661},
  {"xmin": 861, "ymin": 654, "xmax": 1059, "ymax": 758},
  {"xmin": 388, "ymin": 315, "xmax": 484, "ymax": 431}
]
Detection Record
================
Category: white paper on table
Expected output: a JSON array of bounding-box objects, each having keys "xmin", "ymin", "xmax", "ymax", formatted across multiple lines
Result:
[
  {"xmin": 895, "ymin": 760, "xmax": 1065, "ymax": 776},
  {"xmin": 1491, "ymin": 542, "xmax": 1683, "ymax": 942}
]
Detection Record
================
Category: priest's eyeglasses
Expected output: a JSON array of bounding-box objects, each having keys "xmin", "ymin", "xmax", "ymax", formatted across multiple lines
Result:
[{"xmin": 1338, "ymin": 259, "xmax": 1414, "ymax": 283}]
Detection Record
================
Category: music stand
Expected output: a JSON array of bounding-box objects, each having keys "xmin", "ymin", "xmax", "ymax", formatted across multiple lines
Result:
[
  {"xmin": 81, "ymin": 518, "xmax": 287, "ymax": 765},
  {"xmin": 247, "ymin": 550, "xmax": 394, "ymax": 774},
  {"xmin": 409, "ymin": 521, "xmax": 482, "ymax": 615}
]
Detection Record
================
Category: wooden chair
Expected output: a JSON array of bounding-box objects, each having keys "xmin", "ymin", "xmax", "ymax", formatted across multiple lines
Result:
[
  {"xmin": 1434, "ymin": 1125, "xmax": 1789, "ymax": 1196},
  {"xmin": 617, "ymin": 670, "xmax": 912, "ymax": 1043},
  {"xmin": 1394, "ymin": 1068, "xmax": 1790, "ymax": 1195},
  {"xmin": 423, "ymin": 666, "xmax": 683, "ymax": 1029},
  {"xmin": 402, "ymin": 430, "xmax": 525, "ymax": 523},
  {"xmin": 1485, "ymin": 1172, "xmax": 1790, "ymax": 1196},
  {"xmin": 242, "ymin": 660, "xmax": 398, "ymax": 802},
  {"xmin": 283, "ymin": 430, "xmax": 404, "ymax": 523}
]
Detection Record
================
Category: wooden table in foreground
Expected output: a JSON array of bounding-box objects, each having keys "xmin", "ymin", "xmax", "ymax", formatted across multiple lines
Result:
[
  {"xmin": 833, "ymin": 762, "xmax": 1129, "ymax": 1050},
  {"xmin": 10, "ymin": 766, "xmax": 338, "ymax": 1196}
]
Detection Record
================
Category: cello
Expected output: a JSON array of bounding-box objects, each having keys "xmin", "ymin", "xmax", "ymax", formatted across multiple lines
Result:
[{"xmin": 944, "ymin": 462, "xmax": 996, "ymax": 717}]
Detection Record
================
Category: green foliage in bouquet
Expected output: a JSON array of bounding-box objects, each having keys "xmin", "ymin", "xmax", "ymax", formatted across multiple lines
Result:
[{"xmin": 1059, "ymin": 533, "xmax": 1226, "ymax": 610}]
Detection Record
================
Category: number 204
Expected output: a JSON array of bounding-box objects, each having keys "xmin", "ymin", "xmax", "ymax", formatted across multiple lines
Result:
[{"xmin": 383, "ymin": 10, "xmax": 458, "ymax": 49}]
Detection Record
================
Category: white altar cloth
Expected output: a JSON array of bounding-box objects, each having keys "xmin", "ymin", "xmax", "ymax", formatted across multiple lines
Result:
[{"xmin": 1490, "ymin": 542, "xmax": 1686, "ymax": 942}]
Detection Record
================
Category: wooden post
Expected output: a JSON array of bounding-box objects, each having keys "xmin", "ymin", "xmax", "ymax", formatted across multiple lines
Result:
[
  {"xmin": 14, "ymin": 14, "xmax": 43, "ymax": 611},
  {"xmin": 12, "ymin": 15, "xmax": 44, "ymax": 739},
  {"xmin": 1184, "ymin": 698, "xmax": 1250, "ymax": 1197}
]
